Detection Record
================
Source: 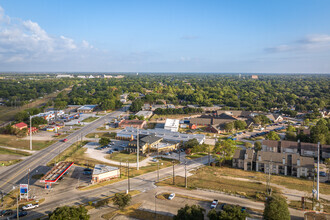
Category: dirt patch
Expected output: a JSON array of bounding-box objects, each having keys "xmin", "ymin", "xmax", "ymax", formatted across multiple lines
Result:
[{"xmin": 0, "ymin": 154, "xmax": 21, "ymax": 161}]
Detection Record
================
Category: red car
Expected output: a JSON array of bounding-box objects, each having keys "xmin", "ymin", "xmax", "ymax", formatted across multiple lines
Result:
[{"xmin": 63, "ymin": 138, "xmax": 68, "ymax": 142}]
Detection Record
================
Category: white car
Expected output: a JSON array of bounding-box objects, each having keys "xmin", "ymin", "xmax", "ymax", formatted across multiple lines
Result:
[
  {"xmin": 168, "ymin": 193, "xmax": 175, "ymax": 200},
  {"xmin": 210, "ymin": 200, "xmax": 218, "ymax": 209},
  {"xmin": 22, "ymin": 203, "xmax": 39, "ymax": 210}
]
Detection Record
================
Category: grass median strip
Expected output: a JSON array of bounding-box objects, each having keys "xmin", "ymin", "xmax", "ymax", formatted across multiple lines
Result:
[{"xmin": 0, "ymin": 146, "xmax": 31, "ymax": 156}]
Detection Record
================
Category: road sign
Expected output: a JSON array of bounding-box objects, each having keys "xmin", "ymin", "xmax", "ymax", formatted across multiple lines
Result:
[{"xmin": 20, "ymin": 184, "xmax": 28, "ymax": 194}]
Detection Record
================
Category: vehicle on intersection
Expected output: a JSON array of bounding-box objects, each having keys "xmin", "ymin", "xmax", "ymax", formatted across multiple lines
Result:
[{"xmin": 22, "ymin": 203, "xmax": 39, "ymax": 210}]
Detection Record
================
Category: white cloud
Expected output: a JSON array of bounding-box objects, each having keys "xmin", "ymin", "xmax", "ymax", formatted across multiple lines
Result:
[
  {"xmin": 0, "ymin": 6, "xmax": 94, "ymax": 64},
  {"xmin": 266, "ymin": 34, "xmax": 330, "ymax": 53}
]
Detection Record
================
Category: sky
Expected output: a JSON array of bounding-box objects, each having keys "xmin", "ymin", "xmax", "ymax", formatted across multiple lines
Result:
[{"xmin": 0, "ymin": 0, "xmax": 330, "ymax": 73}]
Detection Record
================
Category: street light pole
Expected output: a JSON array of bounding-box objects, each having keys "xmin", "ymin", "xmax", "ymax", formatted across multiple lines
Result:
[
  {"xmin": 185, "ymin": 160, "xmax": 187, "ymax": 188},
  {"xmin": 13, "ymin": 186, "xmax": 19, "ymax": 220},
  {"xmin": 172, "ymin": 160, "xmax": 175, "ymax": 185},
  {"xmin": 317, "ymin": 142, "xmax": 320, "ymax": 201}
]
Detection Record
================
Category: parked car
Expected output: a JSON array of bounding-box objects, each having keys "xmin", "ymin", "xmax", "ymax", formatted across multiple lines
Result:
[
  {"xmin": 12, "ymin": 211, "xmax": 28, "ymax": 218},
  {"xmin": 0, "ymin": 210, "xmax": 13, "ymax": 217},
  {"xmin": 107, "ymin": 150, "xmax": 113, "ymax": 154},
  {"xmin": 210, "ymin": 199, "xmax": 218, "ymax": 209},
  {"xmin": 319, "ymin": 171, "xmax": 327, "ymax": 177},
  {"xmin": 22, "ymin": 203, "xmax": 39, "ymax": 210},
  {"xmin": 168, "ymin": 193, "xmax": 175, "ymax": 200},
  {"xmin": 219, "ymin": 203, "xmax": 227, "ymax": 210},
  {"xmin": 152, "ymin": 158, "xmax": 159, "ymax": 162},
  {"xmin": 241, "ymin": 207, "xmax": 246, "ymax": 212}
]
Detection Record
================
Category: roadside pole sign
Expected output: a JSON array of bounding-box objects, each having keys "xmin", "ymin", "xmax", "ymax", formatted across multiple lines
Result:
[{"xmin": 20, "ymin": 184, "xmax": 28, "ymax": 200}]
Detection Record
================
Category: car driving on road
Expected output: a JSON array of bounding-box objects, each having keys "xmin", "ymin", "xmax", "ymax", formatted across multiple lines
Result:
[
  {"xmin": 168, "ymin": 193, "xmax": 175, "ymax": 200},
  {"xmin": 22, "ymin": 203, "xmax": 39, "ymax": 210}
]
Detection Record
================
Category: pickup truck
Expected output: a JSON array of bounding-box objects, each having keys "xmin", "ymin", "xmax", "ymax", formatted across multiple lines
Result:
[
  {"xmin": 22, "ymin": 203, "xmax": 39, "ymax": 210},
  {"xmin": 210, "ymin": 199, "xmax": 218, "ymax": 209}
]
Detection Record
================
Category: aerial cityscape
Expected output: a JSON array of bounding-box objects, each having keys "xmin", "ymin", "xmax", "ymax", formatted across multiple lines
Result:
[{"xmin": 0, "ymin": 1, "xmax": 329, "ymax": 220}]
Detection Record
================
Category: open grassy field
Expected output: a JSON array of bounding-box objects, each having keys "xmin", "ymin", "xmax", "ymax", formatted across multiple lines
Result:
[
  {"xmin": 197, "ymin": 166, "xmax": 330, "ymax": 195},
  {"xmin": 186, "ymin": 152, "xmax": 208, "ymax": 159},
  {"xmin": 85, "ymin": 132, "xmax": 115, "ymax": 138},
  {"xmin": 106, "ymin": 152, "xmax": 146, "ymax": 163},
  {"xmin": 0, "ymin": 146, "xmax": 31, "ymax": 156},
  {"xmin": 157, "ymin": 170, "xmax": 277, "ymax": 201},
  {"xmin": 0, "ymin": 134, "xmax": 55, "ymax": 150},
  {"xmin": 82, "ymin": 116, "xmax": 99, "ymax": 123}
]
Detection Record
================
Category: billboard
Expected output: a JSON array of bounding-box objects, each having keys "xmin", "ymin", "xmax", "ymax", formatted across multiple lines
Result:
[{"xmin": 20, "ymin": 184, "xmax": 28, "ymax": 194}]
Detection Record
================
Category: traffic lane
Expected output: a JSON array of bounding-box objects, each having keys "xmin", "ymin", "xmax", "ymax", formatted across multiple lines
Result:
[{"xmin": 0, "ymin": 110, "xmax": 124, "ymax": 193}]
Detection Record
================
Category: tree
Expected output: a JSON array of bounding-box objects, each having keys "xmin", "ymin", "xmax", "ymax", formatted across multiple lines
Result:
[
  {"xmin": 254, "ymin": 141, "xmax": 262, "ymax": 152},
  {"xmin": 48, "ymin": 205, "xmax": 89, "ymax": 220},
  {"xmin": 129, "ymin": 99, "xmax": 143, "ymax": 112},
  {"xmin": 244, "ymin": 142, "xmax": 253, "ymax": 148},
  {"xmin": 265, "ymin": 131, "xmax": 280, "ymax": 141},
  {"xmin": 213, "ymin": 139, "xmax": 237, "ymax": 165},
  {"xmin": 234, "ymin": 120, "xmax": 247, "ymax": 130},
  {"xmin": 31, "ymin": 116, "xmax": 48, "ymax": 127},
  {"xmin": 224, "ymin": 122, "xmax": 235, "ymax": 132},
  {"xmin": 99, "ymin": 137, "xmax": 110, "ymax": 146},
  {"xmin": 263, "ymin": 195, "xmax": 290, "ymax": 220},
  {"xmin": 207, "ymin": 205, "xmax": 249, "ymax": 220},
  {"xmin": 325, "ymin": 158, "xmax": 330, "ymax": 181},
  {"xmin": 174, "ymin": 204, "xmax": 205, "ymax": 220},
  {"xmin": 184, "ymin": 138, "xmax": 199, "ymax": 149},
  {"xmin": 113, "ymin": 193, "xmax": 132, "ymax": 210}
]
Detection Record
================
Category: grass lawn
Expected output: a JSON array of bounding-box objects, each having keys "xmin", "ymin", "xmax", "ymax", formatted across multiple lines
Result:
[
  {"xmin": 186, "ymin": 152, "xmax": 208, "ymax": 159},
  {"xmin": 82, "ymin": 116, "xmax": 99, "ymax": 123},
  {"xmin": 80, "ymin": 158, "xmax": 178, "ymax": 190},
  {"xmin": 85, "ymin": 132, "xmax": 115, "ymax": 138},
  {"xmin": 157, "ymin": 167, "xmax": 278, "ymax": 201},
  {"xmin": 0, "ymin": 147, "xmax": 31, "ymax": 156},
  {"xmin": 0, "ymin": 135, "xmax": 55, "ymax": 150},
  {"xmin": 0, "ymin": 159, "xmax": 22, "ymax": 166},
  {"xmin": 106, "ymin": 152, "xmax": 146, "ymax": 163},
  {"xmin": 206, "ymin": 166, "xmax": 330, "ymax": 195},
  {"xmin": 102, "ymin": 203, "xmax": 172, "ymax": 220}
]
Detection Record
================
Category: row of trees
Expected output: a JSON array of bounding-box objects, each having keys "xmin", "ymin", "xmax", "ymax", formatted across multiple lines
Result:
[
  {"xmin": 174, "ymin": 195, "xmax": 290, "ymax": 220},
  {"xmin": 154, "ymin": 107, "xmax": 203, "ymax": 115}
]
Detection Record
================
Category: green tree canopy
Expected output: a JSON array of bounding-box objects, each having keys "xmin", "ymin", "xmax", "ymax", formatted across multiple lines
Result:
[
  {"xmin": 174, "ymin": 204, "xmax": 205, "ymax": 220},
  {"xmin": 265, "ymin": 131, "xmax": 280, "ymax": 141},
  {"xmin": 263, "ymin": 195, "xmax": 290, "ymax": 220},
  {"xmin": 48, "ymin": 205, "xmax": 89, "ymax": 220},
  {"xmin": 254, "ymin": 141, "xmax": 262, "ymax": 152},
  {"xmin": 113, "ymin": 193, "xmax": 132, "ymax": 210},
  {"xmin": 99, "ymin": 137, "xmax": 111, "ymax": 146},
  {"xmin": 207, "ymin": 205, "xmax": 249, "ymax": 220}
]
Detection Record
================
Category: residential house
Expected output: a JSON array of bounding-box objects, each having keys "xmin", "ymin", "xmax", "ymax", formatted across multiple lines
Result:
[{"xmin": 265, "ymin": 114, "xmax": 283, "ymax": 123}]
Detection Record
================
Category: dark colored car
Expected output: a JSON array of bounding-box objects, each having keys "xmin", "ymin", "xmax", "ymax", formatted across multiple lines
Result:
[
  {"xmin": 219, "ymin": 203, "xmax": 227, "ymax": 210},
  {"xmin": 12, "ymin": 211, "xmax": 28, "ymax": 218},
  {"xmin": 319, "ymin": 171, "xmax": 326, "ymax": 177},
  {"xmin": 0, "ymin": 210, "xmax": 13, "ymax": 216}
]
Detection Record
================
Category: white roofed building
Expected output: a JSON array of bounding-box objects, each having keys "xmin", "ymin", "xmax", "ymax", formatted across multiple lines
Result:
[
  {"xmin": 92, "ymin": 164, "xmax": 120, "ymax": 184},
  {"xmin": 164, "ymin": 119, "xmax": 180, "ymax": 132}
]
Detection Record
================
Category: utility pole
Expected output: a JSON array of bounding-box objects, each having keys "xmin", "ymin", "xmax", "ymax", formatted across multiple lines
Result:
[
  {"xmin": 208, "ymin": 144, "xmax": 211, "ymax": 166},
  {"xmin": 157, "ymin": 146, "xmax": 159, "ymax": 182},
  {"xmin": 266, "ymin": 160, "xmax": 272, "ymax": 196},
  {"xmin": 27, "ymin": 168, "xmax": 30, "ymax": 189},
  {"xmin": 127, "ymin": 160, "xmax": 130, "ymax": 192},
  {"xmin": 13, "ymin": 186, "xmax": 18, "ymax": 220},
  {"xmin": 119, "ymin": 159, "xmax": 122, "ymax": 178},
  {"xmin": 185, "ymin": 160, "xmax": 187, "ymax": 188},
  {"xmin": 137, "ymin": 127, "xmax": 139, "ymax": 170},
  {"xmin": 29, "ymin": 115, "xmax": 32, "ymax": 151},
  {"xmin": 317, "ymin": 142, "xmax": 320, "ymax": 200},
  {"xmin": 172, "ymin": 160, "xmax": 175, "ymax": 185},
  {"xmin": 312, "ymin": 169, "xmax": 315, "ymax": 209}
]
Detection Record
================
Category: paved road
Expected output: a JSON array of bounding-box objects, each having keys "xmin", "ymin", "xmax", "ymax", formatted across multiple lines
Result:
[
  {"xmin": 0, "ymin": 110, "xmax": 124, "ymax": 194},
  {"xmin": 23, "ymin": 156, "xmax": 210, "ymax": 219}
]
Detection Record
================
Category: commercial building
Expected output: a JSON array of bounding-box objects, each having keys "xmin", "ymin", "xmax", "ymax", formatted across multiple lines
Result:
[
  {"xmin": 77, "ymin": 105, "xmax": 97, "ymax": 113},
  {"xmin": 56, "ymin": 74, "xmax": 74, "ymax": 78},
  {"xmin": 164, "ymin": 119, "xmax": 180, "ymax": 132},
  {"xmin": 135, "ymin": 111, "xmax": 153, "ymax": 119},
  {"xmin": 12, "ymin": 122, "xmax": 28, "ymax": 130},
  {"xmin": 127, "ymin": 134, "xmax": 163, "ymax": 154},
  {"xmin": 118, "ymin": 120, "xmax": 146, "ymax": 129},
  {"xmin": 32, "ymin": 110, "xmax": 65, "ymax": 121},
  {"xmin": 116, "ymin": 127, "xmax": 205, "ymax": 144},
  {"xmin": 92, "ymin": 164, "xmax": 120, "ymax": 184},
  {"xmin": 232, "ymin": 149, "xmax": 314, "ymax": 178}
]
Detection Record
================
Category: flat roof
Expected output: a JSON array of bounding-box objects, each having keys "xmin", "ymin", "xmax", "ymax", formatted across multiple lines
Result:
[
  {"xmin": 77, "ymin": 105, "xmax": 97, "ymax": 110},
  {"xmin": 93, "ymin": 164, "xmax": 119, "ymax": 175},
  {"xmin": 117, "ymin": 127, "xmax": 205, "ymax": 144},
  {"xmin": 41, "ymin": 162, "xmax": 74, "ymax": 183}
]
